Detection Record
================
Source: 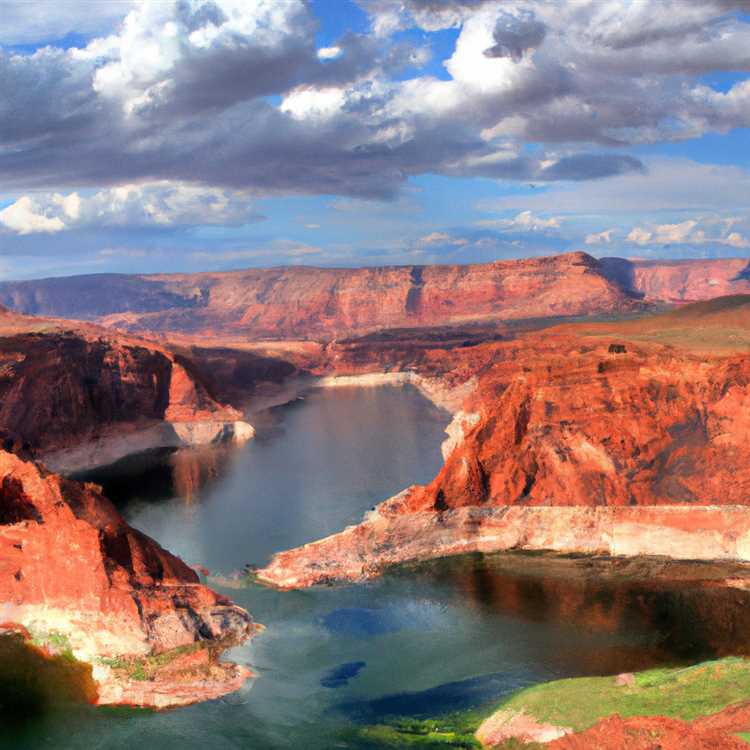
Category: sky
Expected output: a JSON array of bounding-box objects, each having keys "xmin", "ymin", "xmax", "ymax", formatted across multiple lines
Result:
[{"xmin": 1, "ymin": 0, "xmax": 750, "ymax": 280}]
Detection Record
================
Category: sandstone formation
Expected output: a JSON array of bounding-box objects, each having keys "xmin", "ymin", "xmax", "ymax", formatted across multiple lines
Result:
[
  {"xmin": 601, "ymin": 256, "xmax": 750, "ymax": 303},
  {"xmin": 257, "ymin": 295, "xmax": 750, "ymax": 588},
  {"xmin": 0, "ymin": 448, "xmax": 258, "ymax": 708},
  {"xmin": 2, "ymin": 253, "xmax": 749, "ymax": 342},
  {"xmin": 0, "ymin": 253, "xmax": 644, "ymax": 339},
  {"xmin": 0, "ymin": 309, "xmax": 255, "ymax": 472},
  {"xmin": 546, "ymin": 713, "xmax": 749, "ymax": 749},
  {"xmin": 5, "ymin": 256, "xmax": 750, "ymax": 716}
]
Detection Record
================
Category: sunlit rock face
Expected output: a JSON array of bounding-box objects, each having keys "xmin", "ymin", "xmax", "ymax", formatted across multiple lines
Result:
[
  {"xmin": 600, "ymin": 257, "xmax": 750, "ymax": 304},
  {"xmin": 258, "ymin": 297, "xmax": 750, "ymax": 588},
  {"xmin": 0, "ymin": 253, "xmax": 646, "ymax": 339},
  {"xmin": 0, "ymin": 449, "xmax": 258, "ymax": 708},
  {"xmin": 4, "ymin": 254, "xmax": 750, "ymax": 342}
]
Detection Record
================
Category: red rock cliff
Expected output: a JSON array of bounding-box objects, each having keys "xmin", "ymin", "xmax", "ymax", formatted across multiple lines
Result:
[
  {"xmin": 0, "ymin": 448, "xmax": 258, "ymax": 708},
  {"xmin": 600, "ymin": 256, "xmax": 750, "ymax": 303},
  {"xmin": 0, "ymin": 253, "xmax": 643, "ymax": 340},
  {"xmin": 0, "ymin": 311, "xmax": 253, "ymax": 471},
  {"xmin": 258, "ymin": 296, "xmax": 750, "ymax": 588}
]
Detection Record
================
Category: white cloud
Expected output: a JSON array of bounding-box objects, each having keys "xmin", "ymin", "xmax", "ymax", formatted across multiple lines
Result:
[
  {"xmin": 0, "ymin": 183, "xmax": 260, "ymax": 235},
  {"xmin": 0, "ymin": 196, "xmax": 66, "ymax": 234},
  {"xmin": 626, "ymin": 226, "xmax": 655, "ymax": 245},
  {"xmin": 418, "ymin": 231, "xmax": 469, "ymax": 246},
  {"xmin": 0, "ymin": 0, "xmax": 135, "ymax": 45},
  {"xmin": 317, "ymin": 46, "xmax": 342, "ymax": 60},
  {"xmin": 477, "ymin": 210, "xmax": 561, "ymax": 232},
  {"xmin": 0, "ymin": 0, "xmax": 749, "ymax": 217},
  {"xmin": 585, "ymin": 229, "xmax": 616, "ymax": 245},
  {"xmin": 86, "ymin": 0, "xmax": 312, "ymax": 116},
  {"xmin": 281, "ymin": 86, "xmax": 347, "ymax": 120},
  {"xmin": 626, "ymin": 216, "xmax": 750, "ymax": 248}
]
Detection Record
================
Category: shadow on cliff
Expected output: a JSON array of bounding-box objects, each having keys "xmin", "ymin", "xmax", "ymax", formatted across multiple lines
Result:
[
  {"xmin": 599, "ymin": 258, "xmax": 645, "ymax": 299},
  {"xmin": 0, "ymin": 633, "xmax": 96, "ymax": 725}
]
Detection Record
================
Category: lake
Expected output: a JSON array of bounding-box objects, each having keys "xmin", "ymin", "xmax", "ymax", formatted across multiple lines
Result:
[{"xmin": 4, "ymin": 385, "xmax": 750, "ymax": 749}]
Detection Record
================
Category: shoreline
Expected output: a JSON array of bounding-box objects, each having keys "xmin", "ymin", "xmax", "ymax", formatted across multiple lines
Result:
[
  {"xmin": 257, "ymin": 503, "xmax": 750, "ymax": 590},
  {"xmin": 41, "ymin": 369, "xmax": 475, "ymax": 476},
  {"xmin": 42, "ymin": 418, "xmax": 255, "ymax": 475}
]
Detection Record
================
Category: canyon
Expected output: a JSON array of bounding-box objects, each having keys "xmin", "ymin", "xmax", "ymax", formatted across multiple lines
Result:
[
  {"xmin": 257, "ymin": 293, "xmax": 750, "ymax": 587},
  {"xmin": 3, "ymin": 250, "xmax": 750, "ymax": 725},
  {"xmin": 0, "ymin": 307, "xmax": 264, "ymax": 472}
]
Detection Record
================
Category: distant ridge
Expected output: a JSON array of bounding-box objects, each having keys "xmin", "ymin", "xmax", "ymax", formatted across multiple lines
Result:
[{"xmin": 0, "ymin": 252, "xmax": 748, "ymax": 341}]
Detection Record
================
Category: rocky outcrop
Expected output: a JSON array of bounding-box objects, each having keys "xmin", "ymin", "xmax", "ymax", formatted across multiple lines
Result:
[
  {"xmin": 545, "ymin": 713, "xmax": 749, "ymax": 749},
  {"xmin": 257, "ymin": 505, "xmax": 750, "ymax": 589},
  {"xmin": 0, "ymin": 449, "xmax": 258, "ymax": 708},
  {"xmin": 0, "ymin": 311, "xmax": 254, "ymax": 472},
  {"xmin": 257, "ymin": 297, "xmax": 750, "ymax": 588}
]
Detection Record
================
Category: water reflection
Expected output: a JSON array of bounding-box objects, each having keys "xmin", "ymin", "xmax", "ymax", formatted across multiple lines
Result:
[
  {"xmin": 393, "ymin": 553, "xmax": 750, "ymax": 669},
  {"xmin": 76, "ymin": 444, "xmax": 238, "ymax": 508},
  {"xmin": 169, "ymin": 447, "xmax": 230, "ymax": 504}
]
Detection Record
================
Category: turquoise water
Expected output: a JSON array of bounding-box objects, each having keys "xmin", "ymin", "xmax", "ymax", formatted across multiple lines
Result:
[{"xmin": 4, "ymin": 385, "xmax": 749, "ymax": 749}]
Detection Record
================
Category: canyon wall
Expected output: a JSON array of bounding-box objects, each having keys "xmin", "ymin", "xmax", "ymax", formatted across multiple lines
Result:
[
  {"xmin": 0, "ymin": 449, "xmax": 257, "ymax": 707},
  {"xmin": 0, "ymin": 310, "xmax": 258, "ymax": 471},
  {"xmin": 2, "ymin": 253, "xmax": 749, "ymax": 341},
  {"xmin": 0, "ymin": 253, "xmax": 641, "ymax": 339},
  {"xmin": 258, "ymin": 296, "xmax": 750, "ymax": 588},
  {"xmin": 600, "ymin": 257, "xmax": 750, "ymax": 302}
]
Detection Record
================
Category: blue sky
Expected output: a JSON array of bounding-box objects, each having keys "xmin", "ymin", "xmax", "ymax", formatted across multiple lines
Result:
[{"xmin": 1, "ymin": 0, "xmax": 749, "ymax": 279}]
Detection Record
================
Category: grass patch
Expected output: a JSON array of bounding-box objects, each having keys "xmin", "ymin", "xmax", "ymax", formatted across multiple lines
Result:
[
  {"xmin": 494, "ymin": 657, "xmax": 750, "ymax": 734},
  {"xmin": 99, "ymin": 643, "xmax": 204, "ymax": 682},
  {"xmin": 350, "ymin": 657, "xmax": 750, "ymax": 747},
  {"xmin": 28, "ymin": 629, "xmax": 76, "ymax": 662},
  {"xmin": 346, "ymin": 713, "xmax": 485, "ymax": 749}
]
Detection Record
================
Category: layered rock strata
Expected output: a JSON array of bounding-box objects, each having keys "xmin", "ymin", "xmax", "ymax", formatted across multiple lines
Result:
[
  {"xmin": 0, "ymin": 449, "xmax": 258, "ymax": 708},
  {"xmin": 0, "ymin": 310, "xmax": 254, "ymax": 472},
  {"xmin": 0, "ymin": 253, "xmax": 644, "ymax": 339},
  {"xmin": 3, "ymin": 253, "xmax": 750, "ymax": 342},
  {"xmin": 258, "ymin": 297, "xmax": 750, "ymax": 588}
]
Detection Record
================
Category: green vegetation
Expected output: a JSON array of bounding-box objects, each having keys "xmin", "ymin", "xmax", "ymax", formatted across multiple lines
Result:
[
  {"xmin": 346, "ymin": 713, "xmax": 485, "ymax": 749},
  {"xmin": 29, "ymin": 629, "xmax": 76, "ymax": 662},
  {"xmin": 99, "ymin": 643, "xmax": 204, "ymax": 682},
  {"xmin": 348, "ymin": 658, "xmax": 750, "ymax": 748},
  {"xmin": 495, "ymin": 657, "xmax": 750, "ymax": 734}
]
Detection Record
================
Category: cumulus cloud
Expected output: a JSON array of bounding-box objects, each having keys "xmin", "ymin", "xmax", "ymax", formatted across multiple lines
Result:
[
  {"xmin": 477, "ymin": 210, "xmax": 560, "ymax": 232},
  {"xmin": 0, "ymin": 196, "xmax": 67, "ymax": 235},
  {"xmin": 7, "ymin": 0, "xmax": 748, "ymax": 202},
  {"xmin": 585, "ymin": 229, "xmax": 616, "ymax": 245},
  {"xmin": 626, "ymin": 217, "xmax": 750, "ymax": 249},
  {"xmin": 0, "ymin": 183, "xmax": 260, "ymax": 235},
  {"xmin": 0, "ymin": 0, "xmax": 135, "ymax": 45},
  {"xmin": 0, "ymin": 0, "xmax": 748, "ymax": 235},
  {"xmin": 418, "ymin": 231, "xmax": 469, "ymax": 246},
  {"xmin": 410, "ymin": 225, "xmax": 566, "ymax": 263}
]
